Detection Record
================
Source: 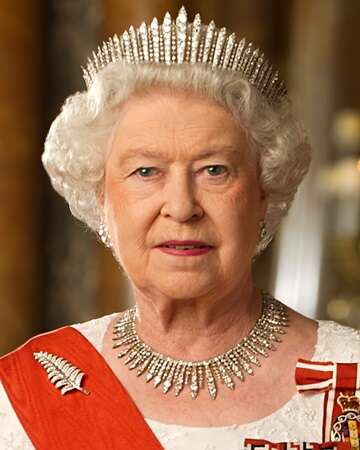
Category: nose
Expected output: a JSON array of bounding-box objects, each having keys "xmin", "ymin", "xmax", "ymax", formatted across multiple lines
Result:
[{"xmin": 160, "ymin": 169, "xmax": 203, "ymax": 222}]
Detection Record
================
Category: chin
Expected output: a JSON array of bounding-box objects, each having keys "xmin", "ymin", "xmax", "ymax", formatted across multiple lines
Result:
[{"xmin": 153, "ymin": 274, "xmax": 217, "ymax": 300}]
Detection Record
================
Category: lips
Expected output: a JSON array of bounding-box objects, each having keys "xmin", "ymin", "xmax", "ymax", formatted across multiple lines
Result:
[{"xmin": 156, "ymin": 240, "xmax": 212, "ymax": 248}]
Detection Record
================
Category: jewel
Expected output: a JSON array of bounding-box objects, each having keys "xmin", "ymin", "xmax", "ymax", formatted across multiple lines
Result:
[
  {"xmin": 163, "ymin": 379, "xmax": 172, "ymax": 392},
  {"xmin": 174, "ymin": 364, "xmax": 186, "ymax": 396},
  {"xmin": 153, "ymin": 374, "xmax": 162, "ymax": 387},
  {"xmin": 163, "ymin": 12, "xmax": 172, "ymax": 65},
  {"xmin": 176, "ymin": 6, "xmax": 187, "ymax": 63},
  {"xmin": 139, "ymin": 22, "xmax": 149, "ymax": 62},
  {"xmin": 116, "ymin": 348, "xmax": 131, "ymax": 358},
  {"xmin": 190, "ymin": 365, "xmax": 199, "ymax": 399},
  {"xmin": 112, "ymin": 292, "xmax": 288, "ymax": 400},
  {"xmin": 146, "ymin": 372, "xmax": 153, "ymax": 382},
  {"xmin": 129, "ymin": 26, "xmax": 139, "ymax": 63},
  {"xmin": 190, "ymin": 13, "xmax": 201, "ymax": 64},
  {"xmin": 212, "ymin": 27, "xmax": 227, "ymax": 69},
  {"xmin": 202, "ymin": 20, "xmax": 215, "ymax": 64},
  {"xmin": 82, "ymin": 7, "xmax": 287, "ymax": 105},
  {"xmin": 232, "ymin": 38, "xmax": 246, "ymax": 70},
  {"xmin": 122, "ymin": 30, "xmax": 132, "ymax": 63},
  {"xmin": 205, "ymin": 364, "xmax": 217, "ymax": 400},
  {"xmin": 222, "ymin": 32, "xmax": 236, "ymax": 69},
  {"xmin": 33, "ymin": 351, "xmax": 90, "ymax": 396},
  {"xmin": 136, "ymin": 355, "xmax": 152, "ymax": 375}
]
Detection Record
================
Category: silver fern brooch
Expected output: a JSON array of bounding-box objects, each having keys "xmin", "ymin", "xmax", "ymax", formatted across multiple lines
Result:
[{"xmin": 33, "ymin": 351, "xmax": 90, "ymax": 396}]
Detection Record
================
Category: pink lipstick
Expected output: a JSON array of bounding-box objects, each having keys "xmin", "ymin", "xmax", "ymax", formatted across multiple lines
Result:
[{"xmin": 155, "ymin": 240, "xmax": 213, "ymax": 256}]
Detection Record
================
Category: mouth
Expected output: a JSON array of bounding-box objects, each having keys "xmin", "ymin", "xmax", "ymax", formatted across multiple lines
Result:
[
  {"xmin": 154, "ymin": 240, "xmax": 213, "ymax": 256},
  {"xmin": 155, "ymin": 240, "xmax": 213, "ymax": 250}
]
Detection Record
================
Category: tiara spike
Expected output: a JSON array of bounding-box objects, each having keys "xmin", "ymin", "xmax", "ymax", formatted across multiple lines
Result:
[
  {"xmin": 202, "ymin": 20, "xmax": 215, "ymax": 64},
  {"xmin": 262, "ymin": 65, "xmax": 274, "ymax": 97},
  {"xmin": 176, "ymin": 6, "xmax": 187, "ymax": 63},
  {"xmin": 190, "ymin": 13, "xmax": 202, "ymax": 64},
  {"xmin": 171, "ymin": 22, "xmax": 177, "ymax": 62},
  {"xmin": 159, "ymin": 24, "xmax": 165, "ymax": 63},
  {"xmin": 107, "ymin": 37, "xmax": 116, "ymax": 63},
  {"xmin": 102, "ymin": 42, "xmax": 110, "ymax": 65},
  {"xmin": 163, "ymin": 12, "xmax": 172, "ymax": 65},
  {"xmin": 82, "ymin": 6, "xmax": 287, "ymax": 104},
  {"xmin": 239, "ymin": 42, "xmax": 252, "ymax": 72},
  {"xmin": 139, "ymin": 23, "xmax": 149, "ymax": 62},
  {"xmin": 122, "ymin": 30, "xmax": 133, "ymax": 63},
  {"xmin": 87, "ymin": 57, "xmax": 96, "ymax": 79},
  {"xmin": 96, "ymin": 46, "xmax": 104, "ymax": 69},
  {"xmin": 135, "ymin": 27, "xmax": 144, "ymax": 62},
  {"xmin": 267, "ymin": 70, "xmax": 280, "ymax": 101},
  {"xmin": 129, "ymin": 26, "xmax": 140, "ymax": 63},
  {"xmin": 250, "ymin": 52, "xmax": 264, "ymax": 84},
  {"xmin": 244, "ymin": 48, "xmax": 259, "ymax": 79},
  {"xmin": 82, "ymin": 66, "xmax": 91, "ymax": 89},
  {"xmin": 231, "ymin": 38, "xmax": 246, "ymax": 71},
  {"xmin": 222, "ymin": 32, "xmax": 236, "ymax": 69},
  {"xmin": 213, "ymin": 27, "xmax": 227, "ymax": 69},
  {"xmin": 150, "ymin": 18, "xmax": 160, "ymax": 62},
  {"xmin": 99, "ymin": 46, "xmax": 107, "ymax": 69},
  {"xmin": 257, "ymin": 60, "xmax": 269, "ymax": 89},
  {"xmin": 112, "ymin": 34, "xmax": 122, "ymax": 61},
  {"xmin": 91, "ymin": 51, "xmax": 100, "ymax": 71}
]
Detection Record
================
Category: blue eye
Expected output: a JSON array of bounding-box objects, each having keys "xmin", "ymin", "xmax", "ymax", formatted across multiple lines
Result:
[
  {"xmin": 132, "ymin": 165, "xmax": 227, "ymax": 179},
  {"xmin": 133, "ymin": 167, "xmax": 158, "ymax": 177},
  {"xmin": 205, "ymin": 165, "xmax": 227, "ymax": 176}
]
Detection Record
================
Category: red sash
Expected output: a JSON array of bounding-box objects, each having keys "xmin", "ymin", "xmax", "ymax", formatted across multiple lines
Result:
[{"xmin": 0, "ymin": 326, "xmax": 163, "ymax": 449}]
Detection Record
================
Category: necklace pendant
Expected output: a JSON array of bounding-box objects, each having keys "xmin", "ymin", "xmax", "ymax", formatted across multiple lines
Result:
[
  {"xmin": 174, "ymin": 365, "xmax": 186, "ymax": 396},
  {"xmin": 205, "ymin": 364, "xmax": 217, "ymax": 400},
  {"xmin": 190, "ymin": 365, "xmax": 199, "ymax": 399}
]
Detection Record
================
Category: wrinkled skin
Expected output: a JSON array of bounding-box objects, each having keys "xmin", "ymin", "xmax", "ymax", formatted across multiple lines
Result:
[
  {"xmin": 99, "ymin": 88, "xmax": 317, "ymax": 427},
  {"xmin": 101, "ymin": 87, "xmax": 267, "ymax": 339}
]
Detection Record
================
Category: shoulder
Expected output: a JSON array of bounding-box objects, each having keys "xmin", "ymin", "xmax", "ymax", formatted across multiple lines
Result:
[
  {"xmin": 0, "ymin": 311, "xmax": 119, "ymax": 363},
  {"xmin": 70, "ymin": 311, "xmax": 119, "ymax": 352},
  {"xmin": 315, "ymin": 319, "xmax": 360, "ymax": 361}
]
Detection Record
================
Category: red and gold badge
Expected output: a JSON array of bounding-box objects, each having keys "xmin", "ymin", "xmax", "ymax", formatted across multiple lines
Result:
[{"xmin": 331, "ymin": 392, "xmax": 360, "ymax": 450}]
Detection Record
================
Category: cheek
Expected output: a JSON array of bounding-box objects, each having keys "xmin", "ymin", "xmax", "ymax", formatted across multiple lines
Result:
[
  {"xmin": 106, "ymin": 183, "xmax": 154, "ymax": 250},
  {"xmin": 215, "ymin": 182, "xmax": 261, "ymax": 261},
  {"xmin": 221, "ymin": 180, "xmax": 259, "ymax": 224}
]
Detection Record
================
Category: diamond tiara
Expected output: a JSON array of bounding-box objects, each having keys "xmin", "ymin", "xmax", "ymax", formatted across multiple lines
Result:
[{"xmin": 82, "ymin": 6, "xmax": 288, "ymax": 105}]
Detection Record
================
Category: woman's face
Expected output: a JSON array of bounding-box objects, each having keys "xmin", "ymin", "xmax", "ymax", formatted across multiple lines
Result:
[{"xmin": 102, "ymin": 88, "xmax": 267, "ymax": 301}]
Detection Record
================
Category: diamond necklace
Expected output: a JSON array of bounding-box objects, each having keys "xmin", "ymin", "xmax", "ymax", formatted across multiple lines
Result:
[{"xmin": 112, "ymin": 291, "xmax": 288, "ymax": 400}]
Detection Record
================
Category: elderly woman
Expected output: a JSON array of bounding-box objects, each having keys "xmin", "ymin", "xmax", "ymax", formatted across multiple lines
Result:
[{"xmin": 1, "ymin": 7, "xmax": 359, "ymax": 450}]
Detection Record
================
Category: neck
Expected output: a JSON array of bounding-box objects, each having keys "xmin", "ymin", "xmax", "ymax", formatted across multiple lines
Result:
[{"xmin": 131, "ymin": 280, "xmax": 263, "ymax": 361}]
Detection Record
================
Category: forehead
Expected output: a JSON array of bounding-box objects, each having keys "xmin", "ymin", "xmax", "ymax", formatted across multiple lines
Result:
[{"xmin": 109, "ymin": 88, "xmax": 248, "ymax": 160}]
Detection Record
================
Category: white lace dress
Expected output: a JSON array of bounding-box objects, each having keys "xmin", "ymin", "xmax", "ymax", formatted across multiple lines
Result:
[{"xmin": 0, "ymin": 313, "xmax": 359, "ymax": 450}]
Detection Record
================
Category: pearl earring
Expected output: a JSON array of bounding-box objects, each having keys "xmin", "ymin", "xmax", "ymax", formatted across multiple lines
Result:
[
  {"xmin": 259, "ymin": 219, "xmax": 267, "ymax": 240},
  {"xmin": 98, "ymin": 221, "xmax": 113, "ymax": 249}
]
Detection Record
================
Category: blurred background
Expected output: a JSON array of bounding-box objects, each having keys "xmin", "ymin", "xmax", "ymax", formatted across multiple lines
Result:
[{"xmin": 1, "ymin": 0, "xmax": 359, "ymax": 356}]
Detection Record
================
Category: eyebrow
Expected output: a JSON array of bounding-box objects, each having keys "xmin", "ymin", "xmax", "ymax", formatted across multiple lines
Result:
[{"xmin": 118, "ymin": 146, "xmax": 242, "ymax": 164}]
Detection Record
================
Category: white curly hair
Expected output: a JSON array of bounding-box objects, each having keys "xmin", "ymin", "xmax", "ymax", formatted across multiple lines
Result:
[{"xmin": 42, "ymin": 61, "xmax": 311, "ymax": 257}]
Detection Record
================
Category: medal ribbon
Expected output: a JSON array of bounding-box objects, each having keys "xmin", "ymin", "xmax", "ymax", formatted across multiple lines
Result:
[{"xmin": 295, "ymin": 359, "xmax": 360, "ymax": 445}]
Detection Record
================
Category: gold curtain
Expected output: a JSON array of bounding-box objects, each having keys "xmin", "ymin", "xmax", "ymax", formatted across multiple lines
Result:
[{"xmin": 0, "ymin": 1, "xmax": 44, "ymax": 355}]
